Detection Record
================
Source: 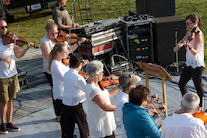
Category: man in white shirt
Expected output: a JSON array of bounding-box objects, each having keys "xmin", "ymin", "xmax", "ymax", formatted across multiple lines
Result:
[
  {"xmin": 62, "ymin": 53, "xmax": 89, "ymax": 138},
  {"xmin": 161, "ymin": 92, "xmax": 207, "ymax": 138},
  {"xmin": 0, "ymin": 19, "xmax": 34, "ymax": 134},
  {"xmin": 116, "ymin": 72, "xmax": 141, "ymax": 138}
]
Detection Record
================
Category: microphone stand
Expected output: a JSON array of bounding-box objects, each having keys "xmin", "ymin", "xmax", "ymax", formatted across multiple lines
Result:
[{"xmin": 172, "ymin": 26, "xmax": 181, "ymax": 76}]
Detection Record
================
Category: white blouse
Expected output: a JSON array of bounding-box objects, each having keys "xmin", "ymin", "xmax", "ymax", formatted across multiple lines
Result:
[
  {"xmin": 51, "ymin": 60, "xmax": 69, "ymax": 100},
  {"xmin": 185, "ymin": 31, "xmax": 205, "ymax": 69},
  {"xmin": 85, "ymin": 84, "xmax": 116, "ymax": 137}
]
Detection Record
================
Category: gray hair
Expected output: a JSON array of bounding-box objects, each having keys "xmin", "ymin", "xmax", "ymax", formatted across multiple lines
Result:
[
  {"xmin": 119, "ymin": 72, "xmax": 133, "ymax": 91},
  {"xmin": 86, "ymin": 60, "xmax": 103, "ymax": 78},
  {"xmin": 182, "ymin": 92, "xmax": 200, "ymax": 112}
]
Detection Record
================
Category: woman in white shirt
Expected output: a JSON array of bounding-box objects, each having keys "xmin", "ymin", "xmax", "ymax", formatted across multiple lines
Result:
[
  {"xmin": 173, "ymin": 14, "xmax": 205, "ymax": 108},
  {"xmin": 85, "ymin": 60, "xmax": 120, "ymax": 138},
  {"xmin": 48, "ymin": 43, "xmax": 69, "ymax": 121}
]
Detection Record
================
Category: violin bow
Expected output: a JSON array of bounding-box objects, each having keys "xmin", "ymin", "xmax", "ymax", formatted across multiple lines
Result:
[
  {"xmin": 148, "ymin": 99, "xmax": 164, "ymax": 120},
  {"xmin": 8, "ymin": 25, "xmax": 19, "ymax": 69}
]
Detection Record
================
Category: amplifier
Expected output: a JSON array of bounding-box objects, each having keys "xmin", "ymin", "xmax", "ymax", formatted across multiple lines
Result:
[
  {"xmin": 79, "ymin": 42, "xmax": 113, "ymax": 56},
  {"xmin": 70, "ymin": 18, "xmax": 121, "ymax": 36},
  {"xmin": 129, "ymin": 36, "xmax": 153, "ymax": 62},
  {"xmin": 78, "ymin": 25, "xmax": 122, "ymax": 56}
]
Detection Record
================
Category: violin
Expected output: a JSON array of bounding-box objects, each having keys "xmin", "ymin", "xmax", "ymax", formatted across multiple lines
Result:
[
  {"xmin": 193, "ymin": 109, "xmax": 207, "ymax": 125},
  {"xmin": 56, "ymin": 31, "xmax": 91, "ymax": 43},
  {"xmin": 99, "ymin": 74, "xmax": 119, "ymax": 88},
  {"xmin": 186, "ymin": 26, "xmax": 200, "ymax": 43},
  {"xmin": 2, "ymin": 32, "xmax": 39, "ymax": 48},
  {"xmin": 62, "ymin": 58, "xmax": 70, "ymax": 66}
]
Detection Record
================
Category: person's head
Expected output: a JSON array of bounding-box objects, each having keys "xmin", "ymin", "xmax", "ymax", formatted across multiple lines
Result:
[
  {"xmin": 0, "ymin": 19, "xmax": 8, "ymax": 37},
  {"xmin": 69, "ymin": 52, "xmax": 83, "ymax": 69},
  {"xmin": 86, "ymin": 60, "xmax": 104, "ymax": 82},
  {"xmin": 119, "ymin": 72, "xmax": 141, "ymax": 92},
  {"xmin": 47, "ymin": 42, "xmax": 68, "ymax": 71},
  {"xmin": 45, "ymin": 19, "xmax": 58, "ymax": 40},
  {"xmin": 129, "ymin": 85, "xmax": 150, "ymax": 107},
  {"xmin": 57, "ymin": 0, "xmax": 67, "ymax": 7},
  {"xmin": 185, "ymin": 14, "xmax": 202, "ymax": 30},
  {"xmin": 181, "ymin": 92, "xmax": 200, "ymax": 113}
]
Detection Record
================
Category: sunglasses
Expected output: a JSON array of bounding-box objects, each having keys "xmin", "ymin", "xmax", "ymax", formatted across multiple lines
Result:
[{"xmin": 0, "ymin": 26, "xmax": 8, "ymax": 29}]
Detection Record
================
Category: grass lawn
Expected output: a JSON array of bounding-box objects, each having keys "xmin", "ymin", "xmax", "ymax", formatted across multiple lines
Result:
[{"xmin": 6, "ymin": 0, "xmax": 207, "ymax": 72}]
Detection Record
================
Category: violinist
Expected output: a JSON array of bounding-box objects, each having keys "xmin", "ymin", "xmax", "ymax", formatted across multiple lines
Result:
[
  {"xmin": 161, "ymin": 92, "xmax": 207, "ymax": 138},
  {"xmin": 116, "ymin": 72, "xmax": 141, "ymax": 138},
  {"xmin": 85, "ymin": 60, "xmax": 119, "ymax": 137},
  {"xmin": 173, "ymin": 14, "xmax": 205, "ymax": 109},
  {"xmin": 62, "ymin": 53, "xmax": 89, "ymax": 138},
  {"xmin": 40, "ymin": 19, "xmax": 86, "ymax": 88},
  {"xmin": 122, "ymin": 85, "xmax": 165, "ymax": 138},
  {"xmin": 0, "ymin": 19, "xmax": 34, "ymax": 134},
  {"xmin": 47, "ymin": 43, "xmax": 69, "ymax": 136}
]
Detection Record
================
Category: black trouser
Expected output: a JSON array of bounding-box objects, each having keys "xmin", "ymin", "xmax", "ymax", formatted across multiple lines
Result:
[
  {"xmin": 53, "ymin": 99, "xmax": 63, "ymax": 117},
  {"xmin": 61, "ymin": 103, "xmax": 89, "ymax": 138},
  {"xmin": 178, "ymin": 65, "xmax": 204, "ymax": 107},
  {"xmin": 44, "ymin": 72, "xmax": 58, "ymax": 116}
]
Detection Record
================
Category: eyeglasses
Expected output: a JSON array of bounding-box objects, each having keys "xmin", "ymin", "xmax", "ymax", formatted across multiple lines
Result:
[
  {"xmin": 49, "ymin": 32, "xmax": 59, "ymax": 36},
  {"xmin": 0, "ymin": 26, "xmax": 8, "ymax": 29},
  {"xmin": 186, "ymin": 22, "xmax": 192, "ymax": 26},
  {"xmin": 62, "ymin": 50, "xmax": 69, "ymax": 54}
]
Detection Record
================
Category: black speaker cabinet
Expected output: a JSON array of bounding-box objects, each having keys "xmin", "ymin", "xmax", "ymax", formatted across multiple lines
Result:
[
  {"xmin": 136, "ymin": 0, "xmax": 175, "ymax": 17},
  {"xmin": 153, "ymin": 16, "xmax": 186, "ymax": 66}
]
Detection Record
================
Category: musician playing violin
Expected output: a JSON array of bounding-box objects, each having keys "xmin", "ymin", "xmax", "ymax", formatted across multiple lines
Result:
[
  {"xmin": 122, "ymin": 85, "xmax": 166, "ymax": 138},
  {"xmin": 161, "ymin": 92, "xmax": 207, "ymax": 138},
  {"xmin": 40, "ymin": 19, "xmax": 86, "ymax": 87},
  {"xmin": 85, "ymin": 60, "xmax": 120, "ymax": 137},
  {"xmin": 40, "ymin": 19, "xmax": 86, "ymax": 122},
  {"xmin": 173, "ymin": 14, "xmax": 205, "ymax": 109},
  {"xmin": 0, "ymin": 19, "xmax": 34, "ymax": 134}
]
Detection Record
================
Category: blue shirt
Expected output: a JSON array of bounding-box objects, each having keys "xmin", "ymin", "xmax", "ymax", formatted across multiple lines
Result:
[{"xmin": 122, "ymin": 102, "xmax": 161, "ymax": 138}]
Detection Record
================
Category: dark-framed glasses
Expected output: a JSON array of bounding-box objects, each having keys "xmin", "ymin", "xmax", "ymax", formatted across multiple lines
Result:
[{"xmin": 0, "ymin": 26, "xmax": 8, "ymax": 29}]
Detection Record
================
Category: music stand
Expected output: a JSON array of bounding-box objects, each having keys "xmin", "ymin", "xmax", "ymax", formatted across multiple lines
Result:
[{"xmin": 138, "ymin": 61, "xmax": 173, "ymax": 117}]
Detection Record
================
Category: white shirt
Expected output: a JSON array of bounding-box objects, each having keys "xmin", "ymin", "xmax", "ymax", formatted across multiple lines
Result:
[
  {"xmin": 161, "ymin": 113, "xmax": 207, "ymax": 138},
  {"xmin": 116, "ymin": 91, "xmax": 128, "ymax": 138},
  {"xmin": 0, "ymin": 38, "xmax": 17, "ymax": 78},
  {"xmin": 50, "ymin": 60, "xmax": 69, "ymax": 100},
  {"xmin": 40, "ymin": 34, "xmax": 56, "ymax": 74},
  {"xmin": 85, "ymin": 84, "xmax": 116, "ymax": 137},
  {"xmin": 62, "ymin": 68, "xmax": 86, "ymax": 106},
  {"xmin": 186, "ymin": 31, "xmax": 205, "ymax": 69}
]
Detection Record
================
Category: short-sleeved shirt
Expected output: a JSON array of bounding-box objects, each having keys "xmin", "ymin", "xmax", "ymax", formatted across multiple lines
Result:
[
  {"xmin": 0, "ymin": 38, "xmax": 17, "ymax": 78},
  {"xmin": 52, "ymin": 4, "xmax": 72, "ymax": 27},
  {"xmin": 85, "ymin": 84, "xmax": 116, "ymax": 137}
]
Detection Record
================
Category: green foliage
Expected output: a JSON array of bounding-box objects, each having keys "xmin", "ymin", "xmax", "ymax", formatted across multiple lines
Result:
[{"xmin": 7, "ymin": 0, "xmax": 207, "ymax": 72}]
